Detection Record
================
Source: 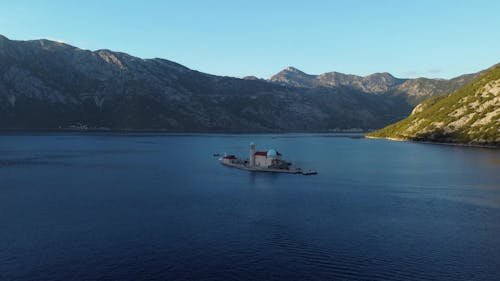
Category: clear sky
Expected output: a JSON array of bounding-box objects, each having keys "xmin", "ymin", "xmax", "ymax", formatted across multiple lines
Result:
[{"xmin": 1, "ymin": 0, "xmax": 499, "ymax": 79}]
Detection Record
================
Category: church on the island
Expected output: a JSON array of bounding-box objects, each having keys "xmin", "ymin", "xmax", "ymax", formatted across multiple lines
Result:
[{"xmin": 249, "ymin": 143, "xmax": 284, "ymax": 168}]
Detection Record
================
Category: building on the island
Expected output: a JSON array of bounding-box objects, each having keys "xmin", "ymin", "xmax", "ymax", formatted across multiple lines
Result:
[
  {"xmin": 250, "ymin": 145, "xmax": 283, "ymax": 168},
  {"xmin": 220, "ymin": 154, "xmax": 237, "ymax": 165},
  {"xmin": 220, "ymin": 144, "xmax": 289, "ymax": 169},
  {"xmin": 219, "ymin": 143, "xmax": 315, "ymax": 175}
]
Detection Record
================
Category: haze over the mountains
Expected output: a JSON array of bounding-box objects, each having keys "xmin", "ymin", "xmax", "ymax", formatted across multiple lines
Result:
[{"xmin": 0, "ymin": 35, "xmax": 493, "ymax": 132}]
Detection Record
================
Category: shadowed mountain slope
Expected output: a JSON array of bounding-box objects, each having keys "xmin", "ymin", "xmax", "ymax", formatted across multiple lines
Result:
[{"xmin": 0, "ymin": 35, "xmax": 490, "ymax": 131}]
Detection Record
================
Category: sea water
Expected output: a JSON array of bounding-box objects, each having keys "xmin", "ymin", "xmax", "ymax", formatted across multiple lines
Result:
[{"xmin": 1, "ymin": 133, "xmax": 499, "ymax": 280}]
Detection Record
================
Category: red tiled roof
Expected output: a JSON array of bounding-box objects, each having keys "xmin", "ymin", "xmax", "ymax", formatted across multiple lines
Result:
[{"xmin": 255, "ymin": 151, "xmax": 282, "ymax": 157}]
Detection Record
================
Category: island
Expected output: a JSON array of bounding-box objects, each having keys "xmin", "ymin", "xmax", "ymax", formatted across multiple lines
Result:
[{"xmin": 219, "ymin": 143, "xmax": 317, "ymax": 175}]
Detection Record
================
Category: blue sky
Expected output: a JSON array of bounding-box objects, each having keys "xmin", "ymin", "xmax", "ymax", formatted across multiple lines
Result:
[{"xmin": 1, "ymin": 0, "xmax": 499, "ymax": 79}]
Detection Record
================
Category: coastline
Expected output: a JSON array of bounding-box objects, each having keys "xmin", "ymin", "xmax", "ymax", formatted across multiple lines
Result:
[
  {"xmin": 1, "ymin": 128, "xmax": 496, "ymax": 149},
  {"xmin": 365, "ymin": 135, "xmax": 407, "ymax": 142},
  {"xmin": 364, "ymin": 135, "xmax": 500, "ymax": 149},
  {"xmin": 0, "ymin": 127, "xmax": 369, "ymax": 133},
  {"xmin": 0, "ymin": 128, "xmax": 370, "ymax": 135}
]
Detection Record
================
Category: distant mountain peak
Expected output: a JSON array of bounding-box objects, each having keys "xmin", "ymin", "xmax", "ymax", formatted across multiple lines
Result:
[
  {"xmin": 283, "ymin": 66, "xmax": 303, "ymax": 73},
  {"xmin": 243, "ymin": 75, "xmax": 260, "ymax": 80},
  {"xmin": 30, "ymin": 38, "xmax": 75, "ymax": 51},
  {"xmin": 270, "ymin": 68, "xmax": 405, "ymax": 93},
  {"xmin": 269, "ymin": 66, "xmax": 315, "ymax": 87},
  {"xmin": 367, "ymin": 72, "xmax": 395, "ymax": 78}
]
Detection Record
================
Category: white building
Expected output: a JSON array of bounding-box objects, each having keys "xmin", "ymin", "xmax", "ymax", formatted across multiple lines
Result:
[
  {"xmin": 250, "ymin": 144, "xmax": 282, "ymax": 168},
  {"xmin": 220, "ymin": 143, "xmax": 291, "ymax": 170}
]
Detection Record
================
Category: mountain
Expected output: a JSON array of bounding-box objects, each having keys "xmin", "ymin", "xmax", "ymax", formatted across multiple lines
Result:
[
  {"xmin": 269, "ymin": 67, "xmax": 317, "ymax": 88},
  {"xmin": 366, "ymin": 64, "xmax": 500, "ymax": 146},
  {"xmin": 394, "ymin": 71, "xmax": 488, "ymax": 105},
  {"xmin": 270, "ymin": 67, "xmax": 484, "ymax": 105},
  {"xmin": 0, "ymin": 35, "xmax": 413, "ymax": 131},
  {"xmin": 270, "ymin": 67, "xmax": 404, "ymax": 93}
]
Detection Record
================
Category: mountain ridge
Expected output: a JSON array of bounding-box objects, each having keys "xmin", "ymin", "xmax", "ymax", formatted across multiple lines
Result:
[
  {"xmin": 0, "ymin": 34, "xmax": 495, "ymax": 132},
  {"xmin": 0, "ymin": 35, "xmax": 412, "ymax": 131},
  {"xmin": 269, "ymin": 66, "xmax": 487, "ymax": 104}
]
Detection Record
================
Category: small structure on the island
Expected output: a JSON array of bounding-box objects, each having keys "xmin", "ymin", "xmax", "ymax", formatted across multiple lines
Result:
[{"xmin": 219, "ymin": 143, "xmax": 317, "ymax": 175}]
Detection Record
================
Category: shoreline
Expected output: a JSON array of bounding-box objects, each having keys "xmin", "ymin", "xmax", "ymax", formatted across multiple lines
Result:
[
  {"xmin": 365, "ymin": 135, "xmax": 500, "ymax": 149},
  {"xmin": 0, "ymin": 127, "xmax": 374, "ymax": 134},
  {"xmin": 1, "ymin": 129, "xmax": 497, "ymax": 149},
  {"xmin": 0, "ymin": 128, "xmax": 370, "ymax": 135}
]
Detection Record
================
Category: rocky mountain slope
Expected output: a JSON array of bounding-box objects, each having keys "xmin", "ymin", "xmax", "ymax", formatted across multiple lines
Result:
[
  {"xmin": 270, "ymin": 67, "xmax": 404, "ymax": 93},
  {"xmin": 0, "ymin": 35, "xmax": 412, "ymax": 131},
  {"xmin": 0, "ymin": 35, "xmax": 493, "ymax": 132},
  {"xmin": 366, "ymin": 64, "xmax": 500, "ymax": 146},
  {"xmin": 270, "ymin": 66, "xmax": 485, "ymax": 105}
]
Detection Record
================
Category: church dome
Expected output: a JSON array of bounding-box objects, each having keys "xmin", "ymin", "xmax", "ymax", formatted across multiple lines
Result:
[{"xmin": 267, "ymin": 149, "xmax": 277, "ymax": 158}]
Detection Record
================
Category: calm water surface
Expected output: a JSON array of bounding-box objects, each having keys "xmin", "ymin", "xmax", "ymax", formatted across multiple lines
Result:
[{"xmin": 1, "ymin": 133, "xmax": 499, "ymax": 281}]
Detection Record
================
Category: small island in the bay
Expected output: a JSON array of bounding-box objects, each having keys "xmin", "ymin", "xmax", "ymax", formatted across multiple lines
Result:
[
  {"xmin": 219, "ymin": 143, "xmax": 317, "ymax": 175},
  {"xmin": 366, "ymin": 64, "xmax": 500, "ymax": 147}
]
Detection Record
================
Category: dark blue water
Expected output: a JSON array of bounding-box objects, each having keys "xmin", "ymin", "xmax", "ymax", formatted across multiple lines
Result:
[{"xmin": 1, "ymin": 133, "xmax": 500, "ymax": 281}]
